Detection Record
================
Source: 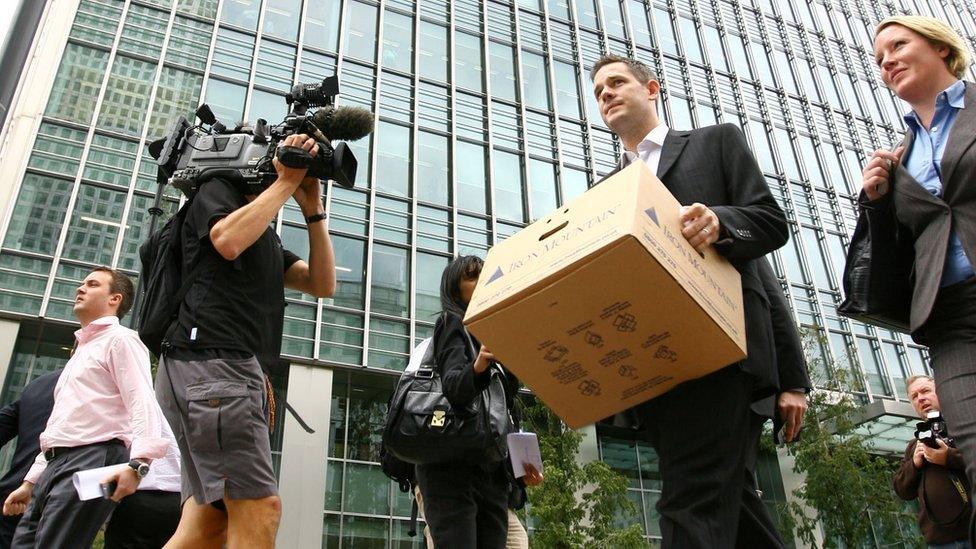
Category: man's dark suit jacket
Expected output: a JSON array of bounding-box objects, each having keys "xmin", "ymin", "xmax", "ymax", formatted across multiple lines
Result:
[
  {"xmin": 599, "ymin": 124, "xmax": 789, "ymax": 403},
  {"xmin": 863, "ymin": 81, "xmax": 976, "ymax": 334},
  {"xmin": 0, "ymin": 369, "xmax": 62, "ymax": 500},
  {"xmin": 754, "ymin": 257, "xmax": 812, "ymax": 440}
]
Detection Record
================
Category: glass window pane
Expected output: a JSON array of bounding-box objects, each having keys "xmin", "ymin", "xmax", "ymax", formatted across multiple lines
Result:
[
  {"xmin": 167, "ymin": 17, "xmax": 212, "ymax": 71},
  {"xmin": 45, "ymin": 44, "xmax": 110, "ymax": 125},
  {"xmin": 492, "ymin": 149, "xmax": 524, "ymax": 222},
  {"xmin": 98, "ymin": 56, "xmax": 156, "ymax": 136},
  {"xmin": 320, "ymin": 310, "xmax": 365, "ymax": 364},
  {"xmin": 375, "ymin": 122, "xmax": 411, "ymax": 198},
  {"xmin": 303, "ymin": 0, "xmax": 341, "ymax": 53},
  {"xmin": 343, "ymin": 463, "xmax": 390, "ymax": 515},
  {"xmin": 221, "ymin": 0, "xmax": 262, "ymax": 31},
  {"xmin": 344, "ymin": 1, "xmax": 378, "ymax": 63},
  {"xmin": 489, "ymin": 42, "xmax": 518, "ymax": 102},
  {"xmin": 561, "ymin": 167, "xmax": 588, "ymax": 204},
  {"xmin": 417, "ymin": 132, "xmax": 449, "ymax": 206},
  {"xmin": 248, "ymin": 88, "xmax": 288, "ymax": 123},
  {"xmin": 119, "ymin": 4, "xmax": 167, "ymax": 59},
  {"xmin": 331, "ymin": 236, "xmax": 366, "ymax": 309},
  {"xmin": 262, "ymin": 0, "xmax": 301, "ymax": 41},
  {"xmin": 416, "ymin": 253, "xmax": 447, "ymax": 322},
  {"xmin": 147, "ymin": 67, "xmax": 204, "ymax": 141},
  {"xmin": 61, "ymin": 184, "xmax": 127, "ymax": 265},
  {"xmin": 419, "ymin": 22, "xmax": 448, "ymax": 82},
  {"xmin": 382, "ymin": 11, "xmax": 413, "ymax": 73},
  {"xmin": 553, "ymin": 61, "xmax": 581, "ymax": 119},
  {"xmin": 370, "ymin": 244, "xmax": 409, "ymax": 317},
  {"xmin": 256, "ymin": 40, "xmax": 296, "ymax": 93},
  {"xmin": 455, "ymin": 32, "xmax": 484, "ymax": 93},
  {"xmin": 0, "ymin": 255, "xmax": 51, "ymax": 316},
  {"xmin": 456, "ymin": 141, "xmax": 487, "ymax": 213},
  {"xmin": 28, "ymin": 123, "xmax": 87, "ymax": 177},
  {"xmin": 212, "ymin": 28, "xmax": 255, "ymax": 82},
  {"xmin": 205, "ymin": 79, "xmax": 247, "ymax": 125},
  {"xmin": 342, "ymin": 514, "xmax": 390, "ymax": 546},
  {"xmin": 529, "ymin": 159, "xmax": 557, "ymax": 220},
  {"xmin": 520, "ymin": 51, "xmax": 551, "ymax": 110},
  {"xmin": 3, "ymin": 174, "xmax": 73, "ymax": 255},
  {"xmin": 70, "ymin": 0, "xmax": 123, "ymax": 47}
]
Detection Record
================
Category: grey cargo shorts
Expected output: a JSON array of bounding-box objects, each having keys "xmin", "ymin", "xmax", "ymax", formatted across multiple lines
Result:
[{"xmin": 155, "ymin": 354, "xmax": 277, "ymax": 505}]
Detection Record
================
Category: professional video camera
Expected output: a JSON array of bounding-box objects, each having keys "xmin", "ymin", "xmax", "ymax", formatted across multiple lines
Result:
[
  {"xmin": 147, "ymin": 75, "xmax": 373, "ymax": 196},
  {"xmin": 915, "ymin": 410, "xmax": 955, "ymax": 449}
]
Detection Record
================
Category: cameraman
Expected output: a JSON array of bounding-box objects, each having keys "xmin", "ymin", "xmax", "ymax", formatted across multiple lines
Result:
[
  {"xmin": 893, "ymin": 375, "xmax": 971, "ymax": 547},
  {"xmin": 155, "ymin": 133, "xmax": 336, "ymax": 548}
]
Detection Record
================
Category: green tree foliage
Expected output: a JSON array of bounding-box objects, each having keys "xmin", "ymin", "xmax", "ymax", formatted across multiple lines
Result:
[
  {"xmin": 520, "ymin": 398, "xmax": 646, "ymax": 548},
  {"xmin": 772, "ymin": 336, "xmax": 919, "ymax": 548}
]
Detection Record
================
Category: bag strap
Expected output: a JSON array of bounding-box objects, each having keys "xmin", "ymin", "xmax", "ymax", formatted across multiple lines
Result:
[
  {"xmin": 408, "ymin": 492, "xmax": 419, "ymax": 537},
  {"xmin": 921, "ymin": 468, "xmax": 970, "ymax": 526}
]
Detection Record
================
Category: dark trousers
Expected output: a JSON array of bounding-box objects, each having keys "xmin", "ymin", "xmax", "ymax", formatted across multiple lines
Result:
[
  {"xmin": 922, "ymin": 278, "xmax": 976, "ymax": 546},
  {"xmin": 735, "ymin": 409, "xmax": 786, "ymax": 549},
  {"xmin": 415, "ymin": 461, "xmax": 509, "ymax": 549},
  {"xmin": 104, "ymin": 490, "xmax": 181, "ymax": 549},
  {"xmin": 0, "ymin": 512, "xmax": 20, "ymax": 549},
  {"xmin": 636, "ymin": 365, "xmax": 754, "ymax": 548},
  {"xmin": 12, "ymin": 441, "xmax": 128, "ymax": 549}
]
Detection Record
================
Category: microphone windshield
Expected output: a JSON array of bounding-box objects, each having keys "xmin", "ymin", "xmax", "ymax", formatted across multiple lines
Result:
[{"xmin": 311, "ymin": 106, "xmax": 374, "ymax": 142}]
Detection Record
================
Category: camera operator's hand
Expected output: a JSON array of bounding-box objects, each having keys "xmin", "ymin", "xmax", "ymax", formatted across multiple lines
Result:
[
  {"xmin": 293, "ymin": 176, "xmax": 324, "ymax": 217},
  {"xmin": 912, "ymin": 440, "xmax": 927, "ymax": 469},
  {"xmin": 273, "ymin": 134, "xmax": 319, "ymax": 186},
  {"xmin": 922, "ymin": 438, "xmax": 951, "ymax": 466}
]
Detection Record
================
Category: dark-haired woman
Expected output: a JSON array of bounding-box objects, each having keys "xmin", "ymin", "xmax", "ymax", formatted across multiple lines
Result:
[
  {"xmin": 415, "ymin": 255, "xmax": 521, "ymax": 548},
  {"xmin": 858, "ymin": 15, "xmax": 976, "ymax": 543}
]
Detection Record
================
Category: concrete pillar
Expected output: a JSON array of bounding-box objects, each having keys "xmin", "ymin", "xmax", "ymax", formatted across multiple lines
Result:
[
  {"xmin": 0, "ymin": 0, "xmax": 79, "ymax": 223},
  {"xmin": 777, "ymin": 446, "xmax": 824, "ymax": 548},
  {"xmin": 0, "ymin": 319, "xmax": 20, "ymax": 388},
  {"xmin": 276, "ymin": 364, "xmax": 333, "ymax": 547}
]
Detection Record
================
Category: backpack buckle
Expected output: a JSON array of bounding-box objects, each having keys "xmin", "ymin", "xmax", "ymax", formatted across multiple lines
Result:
[
  {"xmin": 430, "ymin": 410, "xmax": 446, "ymax": 428},
  {"xmin": 415, "ymin": 368, "xmax": 434, "ymax": 379}
]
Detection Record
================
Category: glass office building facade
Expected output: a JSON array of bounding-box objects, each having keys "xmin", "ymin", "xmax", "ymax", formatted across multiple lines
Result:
[{"xmin": 0, "ymin": 0, "xmax": 973, "ymax": 545}]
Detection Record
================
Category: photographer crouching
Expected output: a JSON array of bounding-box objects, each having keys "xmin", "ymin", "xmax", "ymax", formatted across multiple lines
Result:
[{"xmin": 894, "ymin": 375, "xmax": 972, "ymax": 548}]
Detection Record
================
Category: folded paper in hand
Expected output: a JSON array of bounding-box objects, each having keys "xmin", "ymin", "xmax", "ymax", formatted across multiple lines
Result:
[
  {"xmin": 72, "ymin": 463, "xmax": 128, "ymax": 501},
  {"xmin": 507, "ymin": 432, "xmax": 542, "ymax": 478}
]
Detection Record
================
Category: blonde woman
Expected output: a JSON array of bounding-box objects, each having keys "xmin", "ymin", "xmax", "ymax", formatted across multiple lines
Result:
[{"xmin": 859, "ymin": 15, "xmax": 976, "ymax": 542}]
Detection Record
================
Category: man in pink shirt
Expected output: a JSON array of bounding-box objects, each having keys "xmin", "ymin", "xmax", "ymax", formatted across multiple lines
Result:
[{"xmin": 1, "ymin": 267, "xmax": 168, "ymax": 548}]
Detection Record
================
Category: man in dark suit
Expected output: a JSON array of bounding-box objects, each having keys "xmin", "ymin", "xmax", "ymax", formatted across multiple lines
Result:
[
  {"xmin": 735, "ymin": 258, "xmax": 811, "ymax": 548},
  {"xmin": 0, "ymin": 369, "xmax": 62, "ymax": 549},
  {"xmin": 591, "ymin": 54, "xmax": 790, "ymax": 547}
]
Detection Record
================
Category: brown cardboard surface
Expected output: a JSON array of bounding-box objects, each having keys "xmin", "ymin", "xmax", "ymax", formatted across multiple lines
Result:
[{"xmin": 464, "ymin": 160, "xmax": 746, "ymax": 428}]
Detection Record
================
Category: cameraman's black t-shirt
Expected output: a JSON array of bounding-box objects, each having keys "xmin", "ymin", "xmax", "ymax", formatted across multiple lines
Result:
[{"xmin": 167, "ymin": 178, "xmax": 300, "ymax": 371}]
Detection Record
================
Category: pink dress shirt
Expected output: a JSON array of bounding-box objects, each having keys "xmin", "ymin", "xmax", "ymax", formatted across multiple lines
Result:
[{"xmin": 25, "ymin": 316, "xmax": 168, "ymax": 484}]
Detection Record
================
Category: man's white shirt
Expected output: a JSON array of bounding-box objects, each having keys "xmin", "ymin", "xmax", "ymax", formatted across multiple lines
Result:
[{"xmin": 621, "ymin": 123, "xmax": 670, "ymax": 174}]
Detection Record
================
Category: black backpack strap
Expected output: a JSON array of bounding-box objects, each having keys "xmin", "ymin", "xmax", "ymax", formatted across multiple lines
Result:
[
  {"xmin": 160, "ymin": 259, "xmax": 209, "ymax": 346},
  {"xmin": 282, "ymin": 397, "xmax": 316, "ymax": 434},
  {"xmin": 408, "ymin": 489, "xmax": 419, "ymax": 537}
]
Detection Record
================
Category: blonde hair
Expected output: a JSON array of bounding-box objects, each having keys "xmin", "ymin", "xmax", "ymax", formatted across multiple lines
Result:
[
  {"xmin": 876, "ymin": 16, "xmax": 971, "ymax": 79},
  {"xmin": 905, "ymin": 374, "xmax": 934, "ymax": 397}
]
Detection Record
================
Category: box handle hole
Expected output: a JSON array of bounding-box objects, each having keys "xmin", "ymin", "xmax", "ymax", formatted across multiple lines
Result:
[{"xmin": 538, "ymin": 220, "xmax": 569, "ymax": 241}]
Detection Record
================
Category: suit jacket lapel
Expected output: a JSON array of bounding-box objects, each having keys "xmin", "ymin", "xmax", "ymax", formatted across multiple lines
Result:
[
  {"xmin": 941, "ymin": 82, "xmax": 976, "ymax": 195},
  {"xmin": 657, "ymin": 130, "xmax": 689, "ymax": 181}
]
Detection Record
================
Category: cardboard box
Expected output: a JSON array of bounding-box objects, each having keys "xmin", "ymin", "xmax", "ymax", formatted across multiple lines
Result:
[{"xmin": 463, "ymin": 160, "xmax": 746, "ymax": 428}]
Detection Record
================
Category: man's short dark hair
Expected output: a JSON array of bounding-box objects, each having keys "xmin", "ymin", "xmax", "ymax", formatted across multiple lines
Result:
[
  {"xmin": 92, "ymin": 267, "xmax": 135, "ymax": 320},
  {"xmin": 589, "ymin": 54, "xmax": 658, "ymax": 84}
]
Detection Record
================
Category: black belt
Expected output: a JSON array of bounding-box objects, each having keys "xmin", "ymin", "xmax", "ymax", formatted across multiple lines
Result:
[{"xmin": 43, "ymin": 438, "xmax": 125, "ymax": 461}]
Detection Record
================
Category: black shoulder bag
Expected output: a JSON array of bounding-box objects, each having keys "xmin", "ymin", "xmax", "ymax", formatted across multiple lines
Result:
[
  {"xmin": 838, "ymin": 192, "xmax": 914, "ymax": 333},
  {"xmin": 382, "ymin": 327, "xmax": 512, "ymax": 465}
]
